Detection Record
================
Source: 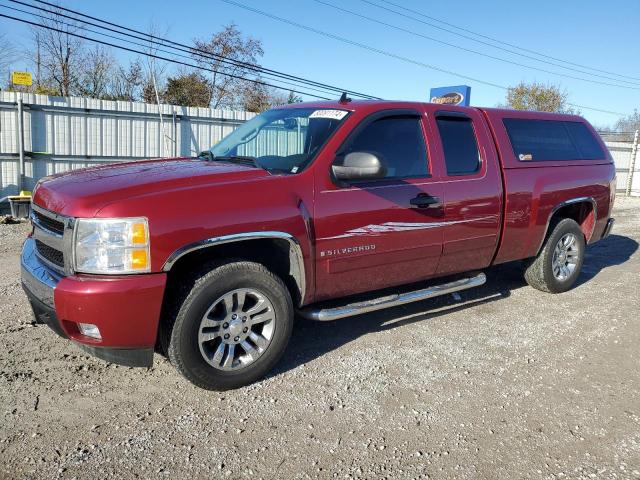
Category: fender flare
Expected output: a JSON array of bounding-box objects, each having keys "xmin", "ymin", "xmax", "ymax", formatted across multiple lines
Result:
[
  {"xmin": 535, "ymin": 196, "xmax": 597, "ymax": 255},
  {"xmin": 161, "ymin": 231, "xmax": 307, "ymax": 305}
]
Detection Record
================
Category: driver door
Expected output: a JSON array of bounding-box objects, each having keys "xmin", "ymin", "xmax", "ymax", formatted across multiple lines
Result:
[{"xmin": 313, "ymin": 109, "xmax": 445, "ymax": 301}]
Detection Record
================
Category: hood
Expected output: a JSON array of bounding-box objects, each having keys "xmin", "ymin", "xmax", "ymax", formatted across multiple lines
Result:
[{"xmin": 33, "ymin": 158, "xmax": 270, "ymax": 217}]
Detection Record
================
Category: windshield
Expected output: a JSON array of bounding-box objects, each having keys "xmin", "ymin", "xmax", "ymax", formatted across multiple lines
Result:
[{"xmin": 207, "ymin": 108, "xmax": 349, "ymax": 174}]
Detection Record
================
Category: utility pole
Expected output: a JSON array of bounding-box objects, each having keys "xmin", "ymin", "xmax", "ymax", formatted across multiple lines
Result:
[
  {"xmin": 17, "ymin": 96, "xmax": 25, "ymax": 192},
  {"xmin": 626, "ymin": 129, "xmax": 639, "ymax": 197},
  {"xmin": 35, "ymin": 31, "xmax": 41, "ymax": 88},
  {"xmin": 151, "ymin": 70, "xmax": 168, "ymax": 158}
]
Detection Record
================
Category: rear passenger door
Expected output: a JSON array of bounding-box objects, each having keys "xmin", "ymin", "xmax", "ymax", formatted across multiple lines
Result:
[{"xmin": 429, "ymin": 107, "xmax": 503, "ymax": 275}]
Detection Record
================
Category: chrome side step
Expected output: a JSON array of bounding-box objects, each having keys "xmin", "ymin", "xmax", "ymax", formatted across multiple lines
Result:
[{"xmin": 298, "ymin": 272, "xmax": 486, "ymax": 321}]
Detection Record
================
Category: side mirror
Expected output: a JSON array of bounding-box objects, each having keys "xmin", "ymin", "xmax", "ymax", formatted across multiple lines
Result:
[
  {"xmin": 332, "ymin": 151, "xmax": 387, "ymax": 182},
  {"xmin": 198, "ymin": 150, "xmax": 213, "ymax": 161},
  {"xmin": 283, "ymin": 117, "xmax": 298, "ymax": 130}
]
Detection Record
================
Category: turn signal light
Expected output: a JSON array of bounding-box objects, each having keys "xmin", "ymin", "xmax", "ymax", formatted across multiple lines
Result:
[{"xmin": 130, "ymin": 249, "xmax": 149, "ymax": 270}]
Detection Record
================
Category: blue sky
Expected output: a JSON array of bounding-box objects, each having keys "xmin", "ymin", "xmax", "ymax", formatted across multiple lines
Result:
[{"xmin": 2, "ymin": 0, "xmax": 639, "ymax": 127}]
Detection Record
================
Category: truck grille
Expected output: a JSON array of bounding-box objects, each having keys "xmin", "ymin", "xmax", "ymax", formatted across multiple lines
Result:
[
  {"xmin": 33, "ymin": 210, "xmax": 65, "ymax": 235},
  {"xmin": 35, "ymin": 239, "xmax": 64, "ymax": 267},
  {"xmin": 31, "ymin": 204, "xmax": 74, "ymax": 274}
]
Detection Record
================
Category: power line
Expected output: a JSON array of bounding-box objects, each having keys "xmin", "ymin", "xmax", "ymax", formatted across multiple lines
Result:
[
  {"xmin": 7, "ymin": 0, "xmax": 333, "ymax": 96},
  {"xmin": 220, "ymin": 0, "xmax": 631, "ymax": 117},
  {"xmin": 24, "ymin": 0, "xmax": 381, "ymax": 100},
  {"xmin": 370, "ymin": 0, "xmax": 640, "ymax": 83},
  {"xmin": 0, "ymin": 11, "xmax": 335, "ymax": 100},
  {"xmin": 220, "ymin": 0, "xmax": 507, "ymax": 90},
  {"xmin": 312, "ymin": 0, "xmax": 640, "ymax": 90},
  {"xmin": 2, "ymin": 1, "xmax": 630, "ymax": 117},
  {"xmin": 0, "ymin": 2, "xmax": 344, "ymax": 98}
]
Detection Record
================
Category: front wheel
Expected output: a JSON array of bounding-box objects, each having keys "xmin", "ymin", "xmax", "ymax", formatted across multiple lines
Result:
[
  {"xmin": 167, "ymin": 261, "xmax": 294, "ymax": 390},
  {"xmin": 524, "ymin": 218, "xmax": 585, "ymax": 293}
]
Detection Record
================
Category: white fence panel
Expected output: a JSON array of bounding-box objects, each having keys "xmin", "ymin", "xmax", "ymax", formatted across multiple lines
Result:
[
  {"xmin": 0, "ymin": 92, "xmax": 258, "ymax": 195},
  {"xmin": 1, "ymin": 91, "xmax": 638, "ymax": 198}
]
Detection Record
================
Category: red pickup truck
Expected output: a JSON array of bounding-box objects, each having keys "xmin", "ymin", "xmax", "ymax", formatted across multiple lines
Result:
[{"xmin": 21, "ymin": 100, "xmax": 615, "ymax": 390}]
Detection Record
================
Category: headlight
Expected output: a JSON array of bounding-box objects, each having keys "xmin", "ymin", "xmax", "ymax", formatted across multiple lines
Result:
[{"xmin": 74, "ymin": 218, "xmax": 151, "ymax": 274}]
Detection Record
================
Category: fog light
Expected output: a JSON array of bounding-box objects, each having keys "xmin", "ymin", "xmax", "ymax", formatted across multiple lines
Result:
[{"xmin": 78, "ymin": 323, "xmax": 101, "ymax": 340}]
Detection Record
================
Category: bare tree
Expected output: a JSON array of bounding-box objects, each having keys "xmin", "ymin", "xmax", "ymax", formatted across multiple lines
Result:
[
  {"xmin": 0, "ymin": 33, "xmax": 18, "ymax": 85},
  {"xmin": 106, "ymin": 59, "xmax": 144, "ymax": 101},
  {"xmin": 141, "ymin": 23, "xmax": 170, "ymax": 104},
  {"xmin": 30, "ymin": 5, "xmax": 85, "ymax": 96},
  {"xmin": 615, "ymin": 110, "xmax": 640, "ymax": 133},
  {"xmin": 78, "ymin": 45, "xmax": 115, "ymax": 98},
  {"xmin": 193, "ymin": 24, "xmax": 264, "ymax": 109}
]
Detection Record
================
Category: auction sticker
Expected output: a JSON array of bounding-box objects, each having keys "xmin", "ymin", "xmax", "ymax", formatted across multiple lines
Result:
[{"xmin": 310, "ymin": 109, "xmax": 349, "ymax": 120}]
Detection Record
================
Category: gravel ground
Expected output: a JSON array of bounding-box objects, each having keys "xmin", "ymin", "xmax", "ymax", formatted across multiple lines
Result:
[{"xmin": 1, "ymin": 199, "xmax": 639, "ymax": 480}]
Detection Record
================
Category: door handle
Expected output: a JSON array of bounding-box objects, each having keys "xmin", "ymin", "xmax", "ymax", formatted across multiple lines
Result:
[{"xmin": 410, "ymin": 194, "xmax": 442, "ymax": 208}]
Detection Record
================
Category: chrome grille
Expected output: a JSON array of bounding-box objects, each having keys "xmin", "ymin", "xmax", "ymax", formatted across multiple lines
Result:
[
  {"xmin": 35, "ymin": 239, "xmax": 64, "ymax": 267},
  {"xmin": 30, "ymin": 204, "xmax": 75, "ymax": 275},
  {"xmin": 33, "ymin": 210, "xmax": 65, "ymax": 235}
]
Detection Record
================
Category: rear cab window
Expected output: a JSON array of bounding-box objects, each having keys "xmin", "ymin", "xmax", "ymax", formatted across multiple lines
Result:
[
  {"xmin": 503, "ymin": 118, "xmax": 606, "ymax": 162},
  {"xmin": 436, "ymin": 114, "xmax": 481, "ymax": 175}
]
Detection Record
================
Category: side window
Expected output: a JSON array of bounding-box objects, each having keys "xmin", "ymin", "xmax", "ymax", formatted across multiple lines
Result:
[
  {"xmin": 436, "ymin": 115, "xmax": 481, "ymax": 175},
  {"xmin": 564, "ymin": 122, "xmax": 605, "ymax": 160},
  {"xmin": 346, "ymin": 115, "xmax": 428, "ymax": 179},
  {"xmin": 503, "ymin": 119, "xmax": 605, "ymax": 161}
]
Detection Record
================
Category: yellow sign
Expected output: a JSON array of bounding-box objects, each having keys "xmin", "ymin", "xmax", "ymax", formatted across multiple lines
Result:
[{"xmin": 11, "ymin": 71, "xmax": 33, "ymax": 86}]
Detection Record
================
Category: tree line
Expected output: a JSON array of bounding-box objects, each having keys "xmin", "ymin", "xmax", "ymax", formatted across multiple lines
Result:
[{"xmin": 0, "ymin": 10, "xmax": 301, "ymax": 112}]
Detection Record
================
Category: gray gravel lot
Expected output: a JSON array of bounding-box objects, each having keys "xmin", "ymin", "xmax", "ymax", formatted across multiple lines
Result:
[{"xmin": 1, "ymin": 199, "xmax": 639, "ymax": 479}]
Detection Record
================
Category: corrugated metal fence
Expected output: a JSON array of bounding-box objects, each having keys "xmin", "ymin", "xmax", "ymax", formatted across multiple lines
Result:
[
  {"xmin": 597, "ymin": 132, "xmax": 639, "ymax": 196},
  {"xmin": 0, "ymin": 91, "xmax": 638, "ymax": 197},
  {"xmin": 0, "ymin": 91, "xmax": 257, "ymax": 196}
]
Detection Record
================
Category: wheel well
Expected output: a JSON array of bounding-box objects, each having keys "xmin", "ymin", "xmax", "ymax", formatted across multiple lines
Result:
[
  {"xmin": 164, "ymin": 238, "xmax": 304, "ymax": 306},
  {"xmin": 548, "ymin": 200, "xmax": 596, "ymax": 241}
]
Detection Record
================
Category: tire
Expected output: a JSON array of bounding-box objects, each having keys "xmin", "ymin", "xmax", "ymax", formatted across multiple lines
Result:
[
  {"xmin": 165, "ymin": 261, "xmax": 294, "ymax": 390},
  {"xmin": 524, "ymin": 218, "xmax": 585, "ymax": 293}
]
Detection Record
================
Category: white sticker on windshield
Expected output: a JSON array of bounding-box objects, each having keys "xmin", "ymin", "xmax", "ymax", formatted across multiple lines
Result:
[{"xmin": 309, "ymin": 109, "xmax": 348, "ymax": 120}]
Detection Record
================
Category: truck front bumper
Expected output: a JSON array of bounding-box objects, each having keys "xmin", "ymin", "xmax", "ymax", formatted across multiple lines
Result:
[{"xmin": 21, "ymin": 237, "xmax": 167, "ymax": 367}]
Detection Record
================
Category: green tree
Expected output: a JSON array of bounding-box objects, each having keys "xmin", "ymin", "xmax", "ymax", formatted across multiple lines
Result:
[
  {"xmin": 505, "ymin": 82, "xmax": 577, "ymax": 114},
  {"xmin": 163, "ymin": 73, "xmax": 211, "ymax": 107},
  {"xmin": 286, "ymin": 91, "xmax": 303, "ymax": 104},
  {"xmin": 240, "ymin": 83, "xmax": 292, "ymax": 113}
]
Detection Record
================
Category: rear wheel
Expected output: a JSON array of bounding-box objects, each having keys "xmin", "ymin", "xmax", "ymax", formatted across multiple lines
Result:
[
  {"xmin": 524, "ymin": 218, "xmax": 585, "ymax": 293},
  {"xmin": 166, "ymin": 261, "xmax": 293, "ymax": 390}
]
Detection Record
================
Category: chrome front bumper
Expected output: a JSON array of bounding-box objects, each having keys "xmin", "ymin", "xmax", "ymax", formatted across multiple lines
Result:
[
  {"xmin": 21, "ymin": 237, "xmax": 68, "ymax": 338},
  {"xmin": 21, "ymin": 237, "xmax": 62, "ymax": 310}
]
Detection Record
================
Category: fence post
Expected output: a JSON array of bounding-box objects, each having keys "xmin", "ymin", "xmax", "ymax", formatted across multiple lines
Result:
[
  {"xmin": 172, "ymin": 109, "xmax": 177, "ymax": 157},
  {"xmin": 17, "ymin": 96, "xmax": 25, "ymax": 193},
  {"xmin": 626, "ymin": 129, "xmax": 639, "ymax": 197}
]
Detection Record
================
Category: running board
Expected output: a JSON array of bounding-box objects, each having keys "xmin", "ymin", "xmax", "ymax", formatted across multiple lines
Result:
[{"xmin": 298, "ymin": 272, "xmax": 486, "ymax": 322}]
